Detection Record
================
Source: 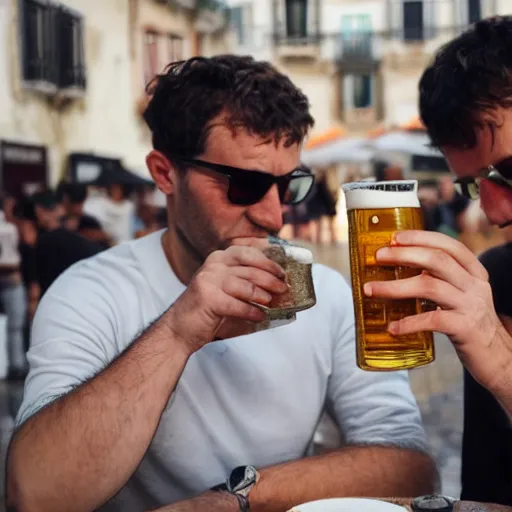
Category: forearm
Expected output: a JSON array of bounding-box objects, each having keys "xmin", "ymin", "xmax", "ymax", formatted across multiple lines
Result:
[
  {"xmin": 7, "ymin": 313, "xmax": 192, "ymax": 512},
  {"xmin": 150, "ymin": 491, "xmax": 239, "ymax": 512},
  {"xmin": 249, "ymin": 446, "xmax": 437, "ymax": 512}
]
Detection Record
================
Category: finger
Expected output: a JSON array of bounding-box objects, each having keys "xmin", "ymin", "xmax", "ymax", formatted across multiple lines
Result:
[
  {"xmin": 229, "ymin": 237, "xmax": 272, "ymax": 250},
  {"xmin": 219, "ymin": 296, "xmax": 267, "ymax": 323},
  {"xmin": 232, "ymin": 267, "xmax": 288, "ymax": 295},
  {"xmin": 375, "ymin": 246, "xmax": 472, "ymax": 292},
  {"xmin": 222, "ymin": 276, "xmax": 273, "ymax": 306},
  {"xmin": 392, "ymin": 230, "xmax": 489, "ymax": 281},
  {"xmin": 365, "ymin": 273, "xmax": 465, "ymax": 310},
  {"xmin": 221, "ymin": 246, "xmax": 286, "ymax": 277},
  {"xmin": 387, "ymin": 308, "xmax": 464, "ymax": 338}
]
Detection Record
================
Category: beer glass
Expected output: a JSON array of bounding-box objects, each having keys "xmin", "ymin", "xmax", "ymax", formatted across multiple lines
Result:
[
  {"xmin": 214, "ymin": 240, "xmax": 317, "ymax": 340},
  {"xmin": 342, "ymin": 180, "xmax": 434, "ymax": 371}
]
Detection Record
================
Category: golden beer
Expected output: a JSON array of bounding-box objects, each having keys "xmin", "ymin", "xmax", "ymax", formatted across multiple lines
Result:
[{"xmin": 343, "ymin": 181, "xmax": 434, "ymax": 371}]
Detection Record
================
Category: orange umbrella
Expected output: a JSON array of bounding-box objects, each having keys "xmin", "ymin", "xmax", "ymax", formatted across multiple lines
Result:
[
  {"xmin": 305, "ymin": 125, "xmax": 347, "ymax": 149},
  {"xmin": 401, "ymin": 116, "xmax": 425, "ymax": 131}
]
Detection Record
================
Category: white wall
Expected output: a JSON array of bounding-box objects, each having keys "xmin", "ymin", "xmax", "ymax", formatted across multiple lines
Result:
[
  {"xmin": 0, "ymin": 0, "xmax": 150, "ymax": 183},
  {"xmin": 0, "ymin": 0, "xmax": 233, "ymax": 185}
]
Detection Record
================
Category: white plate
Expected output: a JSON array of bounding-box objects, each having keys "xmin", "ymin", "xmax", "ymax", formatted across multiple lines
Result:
[{"xmin": 288, "ymin": 498, "xmax": 406, "ymax": 512}]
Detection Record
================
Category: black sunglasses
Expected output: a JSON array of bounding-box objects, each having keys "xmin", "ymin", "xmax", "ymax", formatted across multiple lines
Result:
[
  {"xmin": 454, "ymin": 159, "xmax": 512, "ymax": 200},
  {"xmin": 173, "ymin": 157, "xmax": 314, "ymax": 206}
]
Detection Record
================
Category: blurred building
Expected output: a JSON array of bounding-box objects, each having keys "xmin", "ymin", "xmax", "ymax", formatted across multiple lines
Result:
[
  {"xmin": 227, "ymin": 0, "xmax": 508, "ymax": 137},
  {"xmin": 0, "ymin": 0, "xmax": 229, "ymax": 196}
]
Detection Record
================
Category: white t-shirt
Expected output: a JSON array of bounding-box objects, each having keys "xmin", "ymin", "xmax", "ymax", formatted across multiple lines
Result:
[
  {"xmin": 0, "ymin": 212, "xmax": 20, "ymax": 267},
  {"xmin": 84, "ymin": 195, "xmax": 135, "ymax": 243},
  {"xmin": 18, "ymin": 231, "xmax": 428, "ymax": 511}
]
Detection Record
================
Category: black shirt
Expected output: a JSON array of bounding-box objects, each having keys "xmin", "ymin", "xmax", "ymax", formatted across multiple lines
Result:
[
  {"xmin": 36, "ymin": 228, "xmax": 104, "ymax": 296},
  {"xmin": 461, "ymin": 242, "xmax": 512, "ymax": 505}
]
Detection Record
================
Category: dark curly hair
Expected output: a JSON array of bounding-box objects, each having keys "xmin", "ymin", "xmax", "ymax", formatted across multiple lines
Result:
[
  {"xmin": 419, "ymin": 16, "xmax": 512, "ymax": 149},
  {"xmin": 143, "ymin": 55, "xmax": 314, "ymax": 160}
]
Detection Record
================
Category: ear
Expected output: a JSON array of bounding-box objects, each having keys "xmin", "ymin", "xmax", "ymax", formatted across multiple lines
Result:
[{"xmin": 146, "ymin": 150, "xmax": 178, "ymax": 196}]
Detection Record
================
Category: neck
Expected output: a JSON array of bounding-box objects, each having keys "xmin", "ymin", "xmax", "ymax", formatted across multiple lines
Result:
[{"xmin": 161, "ymin": 224, "xmax": 203, "ymax": 285}]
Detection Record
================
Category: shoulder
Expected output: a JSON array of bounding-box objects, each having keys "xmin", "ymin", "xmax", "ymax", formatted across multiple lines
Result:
[
  {"xmin": 311, "ymin": 263, "xmax": 354, "ymax": 332},
  {"xmin": 479, "ymin": 243, "xmax": 512, "ymax": 276},
  {"xmin": 43, "ymin": 237, "xmax": 147, "ymax": 301}
]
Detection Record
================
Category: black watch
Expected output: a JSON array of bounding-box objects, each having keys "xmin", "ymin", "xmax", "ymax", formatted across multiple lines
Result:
[
  {"xmin": 411, "ymin": 495, "xmax": 454, "ymax": 512},
  {"xmin": 211, "ymin": 465, "xmax": 260, "ymax": 511}
]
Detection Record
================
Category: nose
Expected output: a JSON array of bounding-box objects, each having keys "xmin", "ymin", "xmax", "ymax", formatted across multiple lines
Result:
[
  {"xmin": 479, "ymin": 179, "xmax": 512, "ymax": 226},
  {"xmin": 246, "ymin": 183, "xmax": 284, "ymax": 234}
]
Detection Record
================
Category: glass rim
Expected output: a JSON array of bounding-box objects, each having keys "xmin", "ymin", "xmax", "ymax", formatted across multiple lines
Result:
[{"xmin": 342, "ymin": 179, "xmax": 418, "ymax": 193}]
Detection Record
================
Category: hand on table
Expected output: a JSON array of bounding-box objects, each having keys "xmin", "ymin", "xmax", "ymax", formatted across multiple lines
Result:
[{"xmin": 364, "ymin": 230, "xmax": 512, "ymax": 396}]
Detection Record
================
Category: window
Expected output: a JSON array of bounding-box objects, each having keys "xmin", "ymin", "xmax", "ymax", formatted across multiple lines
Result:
[
  {"xmin": 343, "ymin": 74, "xmax": 373, "ymax": 110},
  {"xmin": 20, "ymin": 0, "xmax": 86, "ymax": 91},
  {"xmin": 341, "ymin": 14, "xmax": 372, "ymax": 59},
  {"xmin": 168, "ymin": 35, "xmax": 183, "ymax": 63},
  {"xmin": 403, "ymin": 0, "xmax": 423, "ymax": 41},
  {"xmin": 468, "ymin": 0, "xmax": 481, "ymax": 24},
  {"xmin": 143, "ymin": 30, "xmax": 159, "ymax": 86},
  {"xmin": 285, "ymin": 0, "xmax": 307, "ymax": 39},
  {"xmin": 58, "ymin": 6, "xmax": 86, "ymax": 89}
]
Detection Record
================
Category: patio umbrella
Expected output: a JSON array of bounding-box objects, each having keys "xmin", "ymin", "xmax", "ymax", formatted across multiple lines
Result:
[
  {"xmin": 302, "ymin": 137, "xmax": 373, "ymax": 167},
  {"xmin": 371, "ymin": 131, "xmax": 442, "ymax": 157},
  {"xmin": 305, "ymin": 125, "xmax": 347, "ymax": 150}
]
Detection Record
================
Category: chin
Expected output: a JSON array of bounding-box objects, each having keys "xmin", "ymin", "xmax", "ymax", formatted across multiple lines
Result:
[{"xmin": 498, "ymin": 219, "xmax": 512, "ymax": 229}]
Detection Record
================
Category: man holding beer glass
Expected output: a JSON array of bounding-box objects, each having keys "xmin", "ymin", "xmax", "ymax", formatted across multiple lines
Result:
[
  {"xmin": 363, "ymin": 16, "xmax": 512, "ymax": 504},
  {"xmin": 6, "ymin": 56, "xmax": 435, "ymax": 512}
]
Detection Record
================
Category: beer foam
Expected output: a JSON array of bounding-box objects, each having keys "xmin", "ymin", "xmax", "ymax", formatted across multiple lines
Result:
[
  {"xmin": 343, "ymin": 180, "xmax": 420, "ymax": 210},
  {"xmin": 284, "ymin": 246, "xmax": 313, "ymax": 264}
]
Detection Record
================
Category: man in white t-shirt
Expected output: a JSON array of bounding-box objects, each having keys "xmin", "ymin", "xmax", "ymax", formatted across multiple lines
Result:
[{"xmin": 6, "ymin": 56, "xmax": 436, "ymax": 512}]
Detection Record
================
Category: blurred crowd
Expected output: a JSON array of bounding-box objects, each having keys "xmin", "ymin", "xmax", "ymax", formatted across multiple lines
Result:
[
  {"xmin": 0, "ymin": 161, "xmax": 508, "ymax": 383},
  {"xmin": 283, "ymin": 159, "xmax": 508, "ymax": 248},
  {"xmin": 0, "ymin": 182, "xmax": 167, "ymax": 380}
]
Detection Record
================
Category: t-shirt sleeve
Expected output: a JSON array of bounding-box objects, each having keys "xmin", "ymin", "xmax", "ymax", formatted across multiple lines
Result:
[
  {"xmin": 323, "ymin": 268, "xmax": 429, "ymax": 453},
  {"xmin": 16, "ymin": 262, "xmax": 120, "ymax": 427}
]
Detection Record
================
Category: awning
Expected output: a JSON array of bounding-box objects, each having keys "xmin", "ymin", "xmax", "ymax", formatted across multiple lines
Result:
[
  {"xmin": 400, "ymin": 116, "xmax": 425, "ymax": 131},
  {"xmin": 305, "ymin": 126, "xmax": 347, "ymax": 150},
  {"xmin": 370, "ymin": 131, "xmax": 449, "ymax": 174},
  {"xmin": 67, "ymin": 153, "xmax": 153, "ymax": 187},
  {"xmin": 371, "ymin": 131, "xmax": 441, "ymax": 157},
  {"xmin": 302, "ymin": 137, "xmax": 373, "ymax": 167}
]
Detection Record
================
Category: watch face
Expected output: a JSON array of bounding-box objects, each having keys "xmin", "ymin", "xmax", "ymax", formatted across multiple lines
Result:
[
  {"xmin": 228, "ymin": 466, "xmax": 258, "ymax": 494},
  {"xmin": 411, "ymin": 495, "xmax": 454, "ymax": 512}
]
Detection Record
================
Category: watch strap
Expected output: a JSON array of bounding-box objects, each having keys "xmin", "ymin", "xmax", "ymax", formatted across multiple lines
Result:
[{"xmin": 234, "ymin": 493, "xmax": 250, "ymax": 512}]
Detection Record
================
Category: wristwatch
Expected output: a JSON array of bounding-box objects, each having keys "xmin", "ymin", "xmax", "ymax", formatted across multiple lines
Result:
[
  {"xmin": 212, "ymin": 465, "xmax": 260, "ymax": 511},
  {"xmin": 411, "ymin": 495, "xmax": 454, "ymax": 512}
]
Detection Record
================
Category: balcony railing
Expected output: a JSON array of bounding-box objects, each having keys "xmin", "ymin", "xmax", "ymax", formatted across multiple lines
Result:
[
  {"xmin": 194, "ymin": 0, "xmax": 229, "ymax": 33},
  {"xmin": 272, "ymin": 32, "xmax": 321, "ymax": 46},
  {"xmin": 337, "ymin": 32, "xmax": 376, "ymax": 59}
]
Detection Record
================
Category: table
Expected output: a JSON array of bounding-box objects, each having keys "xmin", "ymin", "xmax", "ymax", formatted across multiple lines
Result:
[{"xmin": 384, "ymin": 497, "xmax": 512, "ymax": 511}]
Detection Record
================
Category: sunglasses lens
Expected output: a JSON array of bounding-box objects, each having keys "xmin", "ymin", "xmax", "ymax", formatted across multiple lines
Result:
[
  {"xmin": 495, "ymin": 158, "xmax": 512, "ymax": 180},
  {"xmin": 467, "ymin": 181, "xmax": 480, "ymax": 199},
  {"xmin": 228, "ymin": 176, "xmax": 271, "ymax": 205},
  {"xmin": 455, "ymin": 179, "xmax": 479, "ymax": 200},
  {"xmin": 283, "ymin": 175, "xmax": 314, "ymax": 205},
  {"xmin": 227, "ymin": 172, "xmax": 314, "ymax": 206},
  {"xmin": 453, "ymin": 182, "xmax": 463, "ymax": 196}
]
